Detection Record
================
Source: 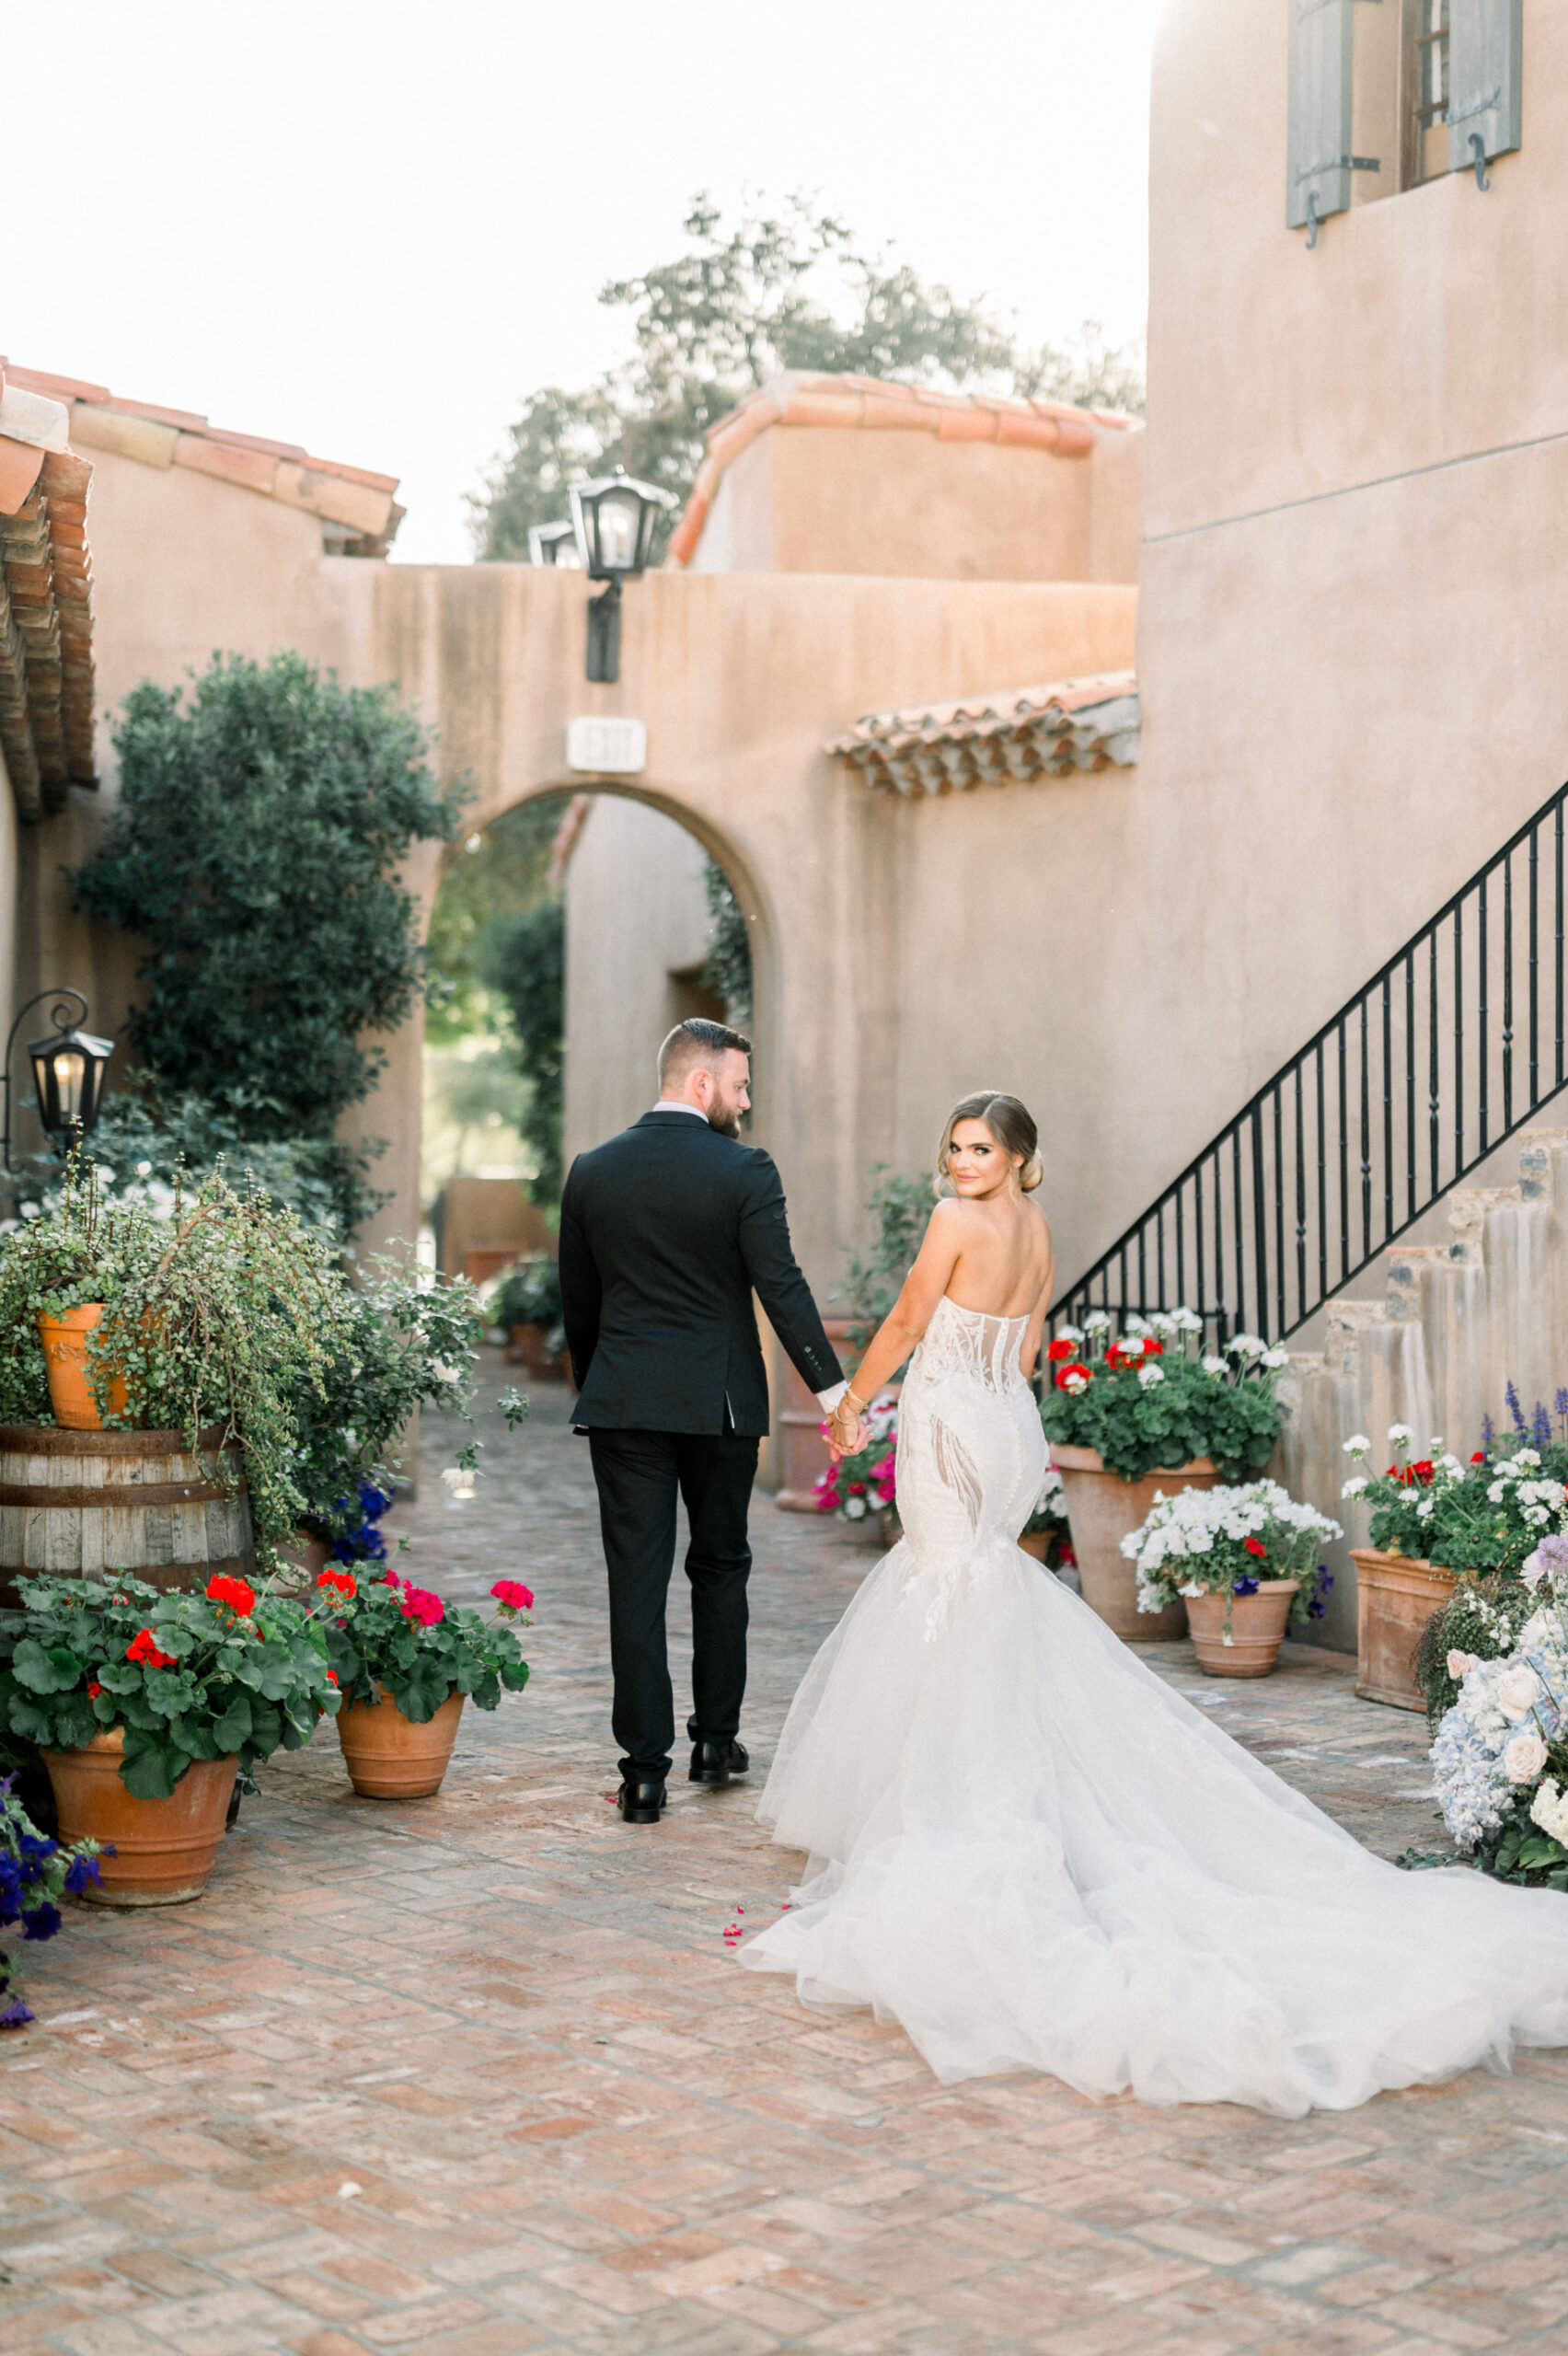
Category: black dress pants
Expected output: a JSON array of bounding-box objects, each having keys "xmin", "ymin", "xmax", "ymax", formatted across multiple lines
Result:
[{"xmin": 587, "ymin": 1426, "xmax": 759, "ymax": 1782}]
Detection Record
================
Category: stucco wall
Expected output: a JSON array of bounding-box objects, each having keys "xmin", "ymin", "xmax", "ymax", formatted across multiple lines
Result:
[
  {"xmin": 691, "ymin": 424, "xmax": 1141, "ymax": 583},
  {"xmin": 562, "ymin": 797, "xmax": 714, "ymax": 1161}
]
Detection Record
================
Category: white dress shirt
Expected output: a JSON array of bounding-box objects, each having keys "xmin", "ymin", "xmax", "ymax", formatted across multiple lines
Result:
[{"xmin": 650, "ymin": 1099, "xmax": 848, "ymax": 1415}]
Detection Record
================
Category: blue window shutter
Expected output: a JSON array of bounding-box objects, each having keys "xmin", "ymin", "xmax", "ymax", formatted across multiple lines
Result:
[
  {"xmin": 1447, "ymin": 0, "xmax": 1522, "ymax": 171},
  {"xmin": 1287, "ymin": 0, "xmax": 1355, "ymax": 233}
]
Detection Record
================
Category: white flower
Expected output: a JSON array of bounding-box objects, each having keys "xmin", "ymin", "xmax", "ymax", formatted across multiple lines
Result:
[
  {"xmin": 1487, "ymin": 1481, "xmax": 1507, "ymax": 1505},
  {"xmin": 1055, "ymin": 1324, "xmax": 1084, "ymax": 1345},
  {"xmin": 135, "ymin": 1159, "xmax": 154, "ymax": 1177},
  {"xmin": 1084, "ymin": 1310, "xmax": 1112, "ymax": 1331},
  {"xmin": 1172, "ymin": 1307, "xmax": 1204, "ymax": 1333},
  {"xmin": 1447, "ymin": 1649, "xmax": 1479, "ymax": 1681},
  {"xmin": 1342, "ymin": 1475, "xmax": 1369, "ymax": 1499},
  {"xmin": 1343, "ymin": 1434, "xmax": 1371, "ymax": 1458},
  {"xmin": 1516, "ymin": 1449, "xmax": 1543, "ymax": 1469},
  {"xmin": 1148, "ymin": 1312, "xmax": 1176, "ymax": 1334},
  {"xmin": 1428, "ymin": 1437, "xmax": 1444, "ymax": 1451},
  {"xmin": 1261, "ymin": 1346, "xmax": 1289, "ymax": 1369},
  {"xmin": 1504, "ymin": 1730, "xmax": 1549, "ymax": 1784},
  {"xmin": 441, "ymin": 1465, "xmax": 478, "ymax": 1500},
  {"xmin": 1416, "ymin": 1496, "xmax": 1435, "ymax": 1519},
  {"xmin": 1201, "ymin": 1355, "xmax": 1227, "ymax": 1376},
  {"xmin": 1179, "ymin": 1582, "xmax": 1206, "ymax": 1598},
  {"xmin": 1388, "ymin": 1423, "xmax": 1412, "ymax": 1449},
  {"xmin": 1138, "ymin": 1362, "xmax": 1165, "ymax": 1388},
  {"xmin": 844, "ymin": 1494, "xmax": 867, "ymax": 1520},
  {"xmin": 1531, "ymin": 1779, "xmax": 1568, "ymax": 1844},
  {"xmin": 1230, "ymin": 1334, "xmax": 1264, "ymax": 1360},
  {"xmin": 1493, "ymin": 1665, "xmax": 1542, "ymax": 1721}
]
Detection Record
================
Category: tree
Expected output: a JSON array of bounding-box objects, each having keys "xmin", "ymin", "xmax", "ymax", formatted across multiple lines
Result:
[
  {"xmin": 482, "ymin": 900, "xmax": 565, "ymax": 1205},
  {"xmin": 471, "ymin": 193, "xmax": 1143, "ymax": 565},
  {"xmin": 425, "ymin": 795, "xmax": 568, "ymax": 1046},
  {"xmin": 72, "ymin": 653, "xmax": 460, "ymax": 1136}
]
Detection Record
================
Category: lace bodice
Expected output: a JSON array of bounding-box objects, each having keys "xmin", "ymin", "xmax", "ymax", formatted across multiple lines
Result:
[{"xmin": 910, "ymin": 1292, "xmax": 1032, "ymax": 1392}]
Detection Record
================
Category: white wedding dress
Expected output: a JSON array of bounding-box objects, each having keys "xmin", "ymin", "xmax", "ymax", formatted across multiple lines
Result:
[{"xmin": 741, "ymin": 1293, "xmax": 1568, "ymax": 2115}]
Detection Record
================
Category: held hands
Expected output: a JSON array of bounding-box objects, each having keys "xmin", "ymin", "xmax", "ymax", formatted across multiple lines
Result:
[{"xmin": 828, "ymin": 1391, "xmax": 869, "ymax": 1461}]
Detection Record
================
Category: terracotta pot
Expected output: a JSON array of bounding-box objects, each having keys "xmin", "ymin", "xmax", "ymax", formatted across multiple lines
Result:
[
  {"xmin": 36, "ymin": 1307, "xmax": 128, "ymax": 1429},
  {"xmin": 510, "ymin": 1324, "xmax": 570, "ymax": 1380},
  {"xmin": 272, "ymin": 1530, "xmax": 329, "ymax": 1585},
  {"xmin": 336, "ymin": 1684, "xmax": 465, "ymax": 1797},
  {"xmin": 1352, "ymin": 1547, "xmax": 1458, "ymax": 1712},
  {"xmin": 1185, "ymin": 1579, "xmax": 1298, "ymax": 1677},
  {"xmin": 1050, "ymin": 1445, "xmax": 1221, "ymax": 1641},
  {"xmin": 776, "ymin": 1319, "xmax": 864, "ymax": 1509},
  {"xmin": 1019, "ymin": 1530, "xmax": 1051, "ymax": 1564},
  {"xmin": 40, "ymin": 1728, "xmax": 236, "ymax": 1905}
]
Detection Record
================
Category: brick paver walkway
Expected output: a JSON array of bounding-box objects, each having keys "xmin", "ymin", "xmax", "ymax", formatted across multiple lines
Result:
[{"xmin": 5, "ymin": 1361, "xmax": 1567, "ymax": 2354}]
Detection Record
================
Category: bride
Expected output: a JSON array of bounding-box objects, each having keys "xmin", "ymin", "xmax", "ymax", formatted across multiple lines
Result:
[{"xmin": 740, "ymin": 1090, "xmax": 1568, "ymax": 2116}]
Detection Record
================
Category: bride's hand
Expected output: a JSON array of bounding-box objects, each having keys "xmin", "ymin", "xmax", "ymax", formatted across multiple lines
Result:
[{"xmin": 829, "ymin": 1403, "xmax": 867, "ymax": 1459}]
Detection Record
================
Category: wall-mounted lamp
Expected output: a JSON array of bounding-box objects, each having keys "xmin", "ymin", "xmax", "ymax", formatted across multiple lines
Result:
[
  {"xmin": 2, "ymin": 990, "xmax": 114, "ymax": 1174},
  {"xmin": 569, "ymin": 468, "xmax": 676, "ymax": 684}
]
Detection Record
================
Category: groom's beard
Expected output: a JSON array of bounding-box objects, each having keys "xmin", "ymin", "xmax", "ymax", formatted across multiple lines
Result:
[{"xmin": 707, "ymin": 1105, "xmax": 743, "ymax": 1138}]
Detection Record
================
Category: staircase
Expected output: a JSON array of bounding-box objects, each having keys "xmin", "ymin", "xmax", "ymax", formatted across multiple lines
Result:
[{"xmin": 1049, "ymin": 780, "xmax": 1568, "ymax": 1655}]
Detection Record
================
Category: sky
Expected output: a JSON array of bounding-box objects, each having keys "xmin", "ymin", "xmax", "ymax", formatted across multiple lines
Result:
[{"xmin": 2, "ymin": 0, "xmax": 1160, "ymax": 565}]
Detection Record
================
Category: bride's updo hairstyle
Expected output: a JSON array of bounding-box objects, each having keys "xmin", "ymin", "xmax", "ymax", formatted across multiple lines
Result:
[{"xmin": 934, "ymin": 1091, "xmax": 1043, "ymax": 1197}]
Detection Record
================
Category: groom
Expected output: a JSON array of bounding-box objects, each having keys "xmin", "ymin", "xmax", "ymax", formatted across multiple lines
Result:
[{"xmin": 559, "ymin": 1018, "xmax": 846, "ymax": 1824}]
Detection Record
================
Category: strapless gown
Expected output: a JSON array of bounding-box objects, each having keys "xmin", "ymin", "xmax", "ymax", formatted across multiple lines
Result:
[{"xmin": 740, "ymin": 1293, "xmax": 1568, "ymax": 2115}]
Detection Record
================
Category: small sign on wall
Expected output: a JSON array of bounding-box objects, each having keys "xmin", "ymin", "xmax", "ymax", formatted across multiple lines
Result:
[{"xmin": 566, "ymin": 716, "xmax": 647, "ymax": 775}]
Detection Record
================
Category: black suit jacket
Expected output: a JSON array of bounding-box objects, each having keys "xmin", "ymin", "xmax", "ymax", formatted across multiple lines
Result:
[{"xmin": 558, "ymin": 1111, "xmax": 842, "ymax": 1437}]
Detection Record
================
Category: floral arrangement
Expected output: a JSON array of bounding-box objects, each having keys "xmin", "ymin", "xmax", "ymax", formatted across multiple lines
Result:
[
  {"xmin": 813, "ymin": 1395, "xmax": 898, "ymax": 1524},
  {"xmin": 1041, "ymin": 1310, "xmax": 1287, "ymax": 1483},
  {"xmin": 1412, "ymin": 1575, "xmax": 1542, "ymax": 1727},
  {"xmin": 0, "ymin": 1572, "xmax": 339, "ymax": 1798},
  {"xmin": 0, "ymin": 1774, "xmax": 101, "ymax": 2027},
  {"xmin": 1341, "ymin": 1414, "xmax": 1568, "ymax": 1574},
  {"xmin": 1122, "ymin": 1479, "xmax": 1339, "ymax": 1633},
  {"xmin": 317, "ymin": 1565, "xmax": 532, "ymax": 1722},
  {"xmin": 1430, "ymin": 1532, "xmax": 1568, "ymax": 1885}
]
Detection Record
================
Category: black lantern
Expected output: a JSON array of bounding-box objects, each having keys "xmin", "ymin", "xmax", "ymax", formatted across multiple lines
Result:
[
  {"xmin": 567, "ymin": 468, "xmax": 675, "ymax": 683},
  {"xmin": 528, "ymin": 520, "xmax": 582, "ymax": 568},
  {"xmin": 2, "ymin": 989, "xmax": 114, "ymax": 1172}
]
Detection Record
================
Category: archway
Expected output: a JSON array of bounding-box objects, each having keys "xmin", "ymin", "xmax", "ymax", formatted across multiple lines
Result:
[{"xmin": 418, "ymin": 778, "xmax": 777, "ymax": 1288}]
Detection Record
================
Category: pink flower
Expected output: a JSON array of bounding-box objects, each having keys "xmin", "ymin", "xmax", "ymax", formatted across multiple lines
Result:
[
  {"xmin": 378, "ymin": 1568, "xmax": 401, "ymax": 1589},
  {"xmin": 398, "ymin": 1586, "xmax": 445, "ymax": 1627},
  {"xmin": 490, "ymin": 1579, "xmax": 534, "ymax": 1613}
]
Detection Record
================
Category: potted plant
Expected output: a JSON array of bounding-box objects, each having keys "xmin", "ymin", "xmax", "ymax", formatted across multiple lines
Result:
[
  {"xmin": 285, "ymin": 1256, "xmax": 507, "ymax": 1573},
  {"xmin": 0, "ymin": 1771, "xmax": 102, "ymax": 2026},
  {"xmin": 1342, "ymin": 1407, "xmax": 1568, "ymax": 1709},
  {"xmin": 318, "ymin": 1566, "xmax": 532, "ymax": 1797},
  {"xmin": 813, "ymin": 1395, "xmax": 899, "ymax": 1545},
  {"xmin": 1041, "ymin": 1312, "xmax": 1287, "ymax": 1640},
  {"xmin": 0, "ymin": 1571, "xmax": 338, "ymax": 1903},
  {"xmin": 1122, "ymin": 1480, "xmax": 1338, "ymax": 1677},
  {"xmin": 0, "ymin": 1159, "xmax": 339, "ymax": 1588},
  {"xmin": 489, "ymin": 1257, "xmax": 568, "ymax": 1378},
  {"xmin": 1020, "ymin": 1463, "xmax": 1075, "ymax": 1577}
]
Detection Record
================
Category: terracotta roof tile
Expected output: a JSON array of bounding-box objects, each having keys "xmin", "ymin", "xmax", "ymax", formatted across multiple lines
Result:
[
  {"xmin": 0, "ymin": 358, "xmax": 400, "ymax": 544},
  {"xmin": 0, "ymin": 447, "xmax": 98, "ymax": 821},
  {"xmin": 667, "ymin": 371, "xmax": 1134, "ymax": 567},
  {"xmin": 828, "ymin": 670, "xmax": 1139, "ymax": 795}
]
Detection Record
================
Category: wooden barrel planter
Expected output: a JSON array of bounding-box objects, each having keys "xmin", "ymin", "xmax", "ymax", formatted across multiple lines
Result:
[{"xmin": 0, "ymin": 1426, "xmax": 253, "ymax": 1610}]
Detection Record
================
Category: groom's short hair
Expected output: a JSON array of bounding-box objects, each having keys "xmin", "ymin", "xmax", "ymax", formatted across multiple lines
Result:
[{"xmin": 658, "ymin": 1017, "xmax": 752, "ymax": 1091}]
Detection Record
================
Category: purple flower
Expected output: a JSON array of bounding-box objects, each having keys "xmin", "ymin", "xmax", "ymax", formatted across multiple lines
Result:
[
  {"xmin": 63, "ymin": 1854, "xmax": 101, "ymax": 1898},
  {"xmin": 1534, "ymin": 1400, "xmax": 1553, "ymax": 1449},
  {"xmin": 21, "ymin": 1904, "xmax": 61, "ymax": 1943},
  {"xmin": 1482, "ymin": 1412, "xmax": 1496, "ymax": 1446},
  {"xmin": 0, "ymin": 1858, "xmax": 22, "ymax": 1924},
  {"xmin": 1232, "ymin": 1575, "xmax": 1260, "ymax": 1597},
  {"xmin": 1506, "ymin": 1380, "xmax": 1527, "ymax": 1434},
  {"xmin": 0, "ymin": 1997, "xmax": 33, "ymax": 2030}
]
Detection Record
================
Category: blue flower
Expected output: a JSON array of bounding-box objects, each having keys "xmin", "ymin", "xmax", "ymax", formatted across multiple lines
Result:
[
  {"xmin": 1506, "ymin": 1380, "xmax": 1527, "ymax": 1434},
  {"xmin": 1232, "ymin": 1575, "xmax": 1260, "ymax": 1597},
  {"xmin": 1534, "ymin": 1400, "xmax": 1552, "ymax": 1449},
  {"xmin": 0, "ymin": 1996, "xmax": 33, "ymax": 2030},
  {"xmin": 0, "ymin": 1857, "xmax": 23, "ymax": 1923},
  {"xmin": 63, "ymin": 1854, "xmax": 101, "ymax": 1898},
  {"xmin": 21, "ymin": 1904, "xmax": 61, "ymax": 1943}
]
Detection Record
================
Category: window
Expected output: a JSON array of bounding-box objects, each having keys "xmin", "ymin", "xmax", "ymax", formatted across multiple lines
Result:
[{"xmin": 1287, "ymin": 0, "xmax": 1521, "ymax": 239}]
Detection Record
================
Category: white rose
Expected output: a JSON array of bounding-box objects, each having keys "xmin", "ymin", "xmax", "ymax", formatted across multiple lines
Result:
[
  {"xmin": 1504, "ymin": 1731, "xmax": 1549, "ymax": 1784},
  {"xmin": 1494, "ymin": 1665, "xmax": 1542, "ymax": 1721},
  {"xmin": 1138, "ymin": 1363, "xmax": 1165, "ymax": 1388},
  {"xmin": 1447, "ymin": 1649, "xmax": 1479, "ymax": 1681},
  {"xmin": 1342, "ymin": 1476, "xmax": 1369, "ymax": 1499},
  {"xmin": 1343, "ymin": 1434, "xmax": 1371, "ymax": 1458}
]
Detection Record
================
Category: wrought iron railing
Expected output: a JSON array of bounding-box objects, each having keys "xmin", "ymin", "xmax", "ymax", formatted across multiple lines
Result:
[{"xmin": 1054, "ymin": 780, "xmax": 1568, "ymax": 1345}]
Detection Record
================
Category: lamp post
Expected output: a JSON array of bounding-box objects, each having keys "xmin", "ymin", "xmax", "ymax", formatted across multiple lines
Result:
[
  {"xmin": 1, "ymin": 990, "xmax": 114, "ymax": 1174},
  {"xmin": 527, "ymin": 520, "xmax": 582, "ymax": 568},
  {"xmin": 566, "ymin": 468, "xmax": 675, "ymax": 684}
]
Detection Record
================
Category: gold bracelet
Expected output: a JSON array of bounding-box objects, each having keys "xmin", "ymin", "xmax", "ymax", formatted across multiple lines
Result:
[{"xmin": 839, "ymin": 1385, "xmax": 868, "ymax": 1415}]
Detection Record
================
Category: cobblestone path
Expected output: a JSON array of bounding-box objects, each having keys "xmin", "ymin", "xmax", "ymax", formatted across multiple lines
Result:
[{"xmin": 6, "ymin": 1360, "xmax": 1567, "ymax": 2354}]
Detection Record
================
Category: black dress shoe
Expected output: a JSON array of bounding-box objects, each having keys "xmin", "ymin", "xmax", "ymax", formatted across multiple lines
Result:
[
  {"xmin": 689, "ymin": 1738, "xmax": 750, "ymax": 1786},
  {"xmin": 617, "ymin": 1776, "xmax": 666, "ymax": 1824}
]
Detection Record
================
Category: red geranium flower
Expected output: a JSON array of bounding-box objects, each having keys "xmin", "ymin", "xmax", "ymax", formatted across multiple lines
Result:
[
  {"xmin": 87, "ymin": 1680, "xmax": 101, "ymax": 1699},
  {"xmin": 1243, "ymin": 1535, "xmax": 1267, "ymax": 1557},
  {"xmin": 1045, "ymin": 1338, "xmax": 1077, "ymax": 1364},
  {"xmin": 1471, "ymin": 1450, "xmax": 1487, "ymax": 1463},
  {"xmin": 398, "ymin": 1586, "xmax": 445, "ymax": 1627},
  {"xmin": 490, "ymin": 1579, "xmax": 534, "ymax": 1612},
  {"xmin": 325, "ymin": 1670, "xmax": 338, "ymax": 1687},
  {"xmin": 1055, "ymin": 1365, "xmax": 1093, "ymax": 1393},
  {"xmin": 317, "ymin": 1567, "xmax": 357, "ymax": 1599},
  {"xmin": 206, "ymin": 1572, "xmax": 255, "ymax": 1616},
  {"xmin": 125, "ymin": 1628, "xmax": 177, "ymax": 1669}
]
